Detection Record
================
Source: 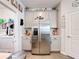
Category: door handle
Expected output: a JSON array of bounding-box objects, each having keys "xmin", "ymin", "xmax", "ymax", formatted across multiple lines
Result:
[{"xmin": 67, "ymin": 36, "xmax": 71, "ymax": 38}]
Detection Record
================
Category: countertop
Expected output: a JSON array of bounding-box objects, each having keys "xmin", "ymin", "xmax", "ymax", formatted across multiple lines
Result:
[
  {"xmin": 0, "ymin": 34, "xmax": 14, "ymax": 38},
  {"xmin": 0, "ymin": 52, "xmax": 11, "ymax": 59}
]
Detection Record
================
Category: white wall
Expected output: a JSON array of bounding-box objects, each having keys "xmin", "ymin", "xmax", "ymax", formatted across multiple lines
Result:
[
  {"xmin": 0, "ymin": 9, "xmax": 16, "ymax": 19},
  {"xmin": 57, "ymin": 4, "xmax": 66, "ymax": 54},
  {"xmin": 0, "ymin": 3, "xmax": 16, "ymax": 24},
  {"xmin": 14, "ymin": 8, "xmax": 25, "ymax": 53}
]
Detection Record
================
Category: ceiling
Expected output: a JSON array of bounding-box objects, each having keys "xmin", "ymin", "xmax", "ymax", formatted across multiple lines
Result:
[{"xmin": 18, "ymin": 0, "xmax": 61, "ymax": 8}]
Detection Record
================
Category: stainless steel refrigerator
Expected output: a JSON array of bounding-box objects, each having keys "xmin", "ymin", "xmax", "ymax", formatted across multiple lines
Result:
[{"xmin": 32, "ymin": 23, "xmax": 50, "ymax": 55}]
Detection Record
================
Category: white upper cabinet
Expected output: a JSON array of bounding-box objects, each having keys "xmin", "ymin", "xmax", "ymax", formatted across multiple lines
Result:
[
  {"xmin": 25, "ymin": 12, "xmax": 33, "ymax": 28},
  {"xmin": 49, "ymin": 10, "xmax": 57, "ymax": 28}
]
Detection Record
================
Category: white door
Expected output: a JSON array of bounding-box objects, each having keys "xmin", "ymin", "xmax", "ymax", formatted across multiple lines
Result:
[
  {"xmin": 65, "ymin": 11, "xmax": 79, "ymax": 59},
  {"xmin": 65, "ymin": 13, "xmax": 72, "ymax": 56}
]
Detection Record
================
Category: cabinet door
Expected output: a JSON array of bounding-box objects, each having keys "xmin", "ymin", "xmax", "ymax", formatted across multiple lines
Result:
[
  {"xmin": 0, "ymin": 37, "xmax": 14, "ymax": 52},
  {"xmin": 50, "ymin": 11, "xmax": 57, "ymax": 28},
  {"xmin": 22, "ymin": 39, "xmax": 31, "ymax": 50},
  {"xmin": 51, "ymin": 38, "xmax": 60, "ymax": 51},
  {"xmin": 25, "ymin": 12, "xmax": 33, "ymax": 28}
]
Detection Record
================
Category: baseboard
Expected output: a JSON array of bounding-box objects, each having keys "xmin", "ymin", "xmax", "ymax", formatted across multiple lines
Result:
[
  {"xmin": 60, "ymin": 51, "xmax": 67, "ymax": 55},
  {"xmin": 32, "ymin": 53, "xmax": 50, "ymax": 55},
  {"xmin": 50, "ymin": 51, "xmax": 60, "ymax": 53},
  {"xmin": 67, "ymin": 56, "xmax": 75, "ymax": 59},
  {"xmin": 24, "ymin": 50, "xmax": 32, "ymax": 52},
  {"xmin": 60, "ymin": 51, "xmax": 75, "ymax": 59},
  {"xmin": 12, "ymin": 51, "xmax": 26, "ymax": 59}
]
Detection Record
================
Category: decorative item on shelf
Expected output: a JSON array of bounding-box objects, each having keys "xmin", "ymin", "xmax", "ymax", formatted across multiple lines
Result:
[
  {"xmin": 2, "ymin": 23, "xmax": 7, "ymax": 29},
  {"xmin": 0, "ymin": 18, "xmax": 7, "ymax": 29},
  {"xmin": 52, "ymin": 28, "xmax": 58, "ymax": 35},
  {"xmin": 8, "ymin": 19, "xmax": 14, "ymax": 29},
  {"xmin": 7, "ymin": 19, "xmax": 14, "ymax": 36},
  {"xmin": 35, "ymin": 16, "xmax": 44, "ymax": 20},
  {"xmin": 20, "ymin": 19, "xmax": 24, "ymax": 26},
  {"xmin": 18, "ymin": 4, "xmax": 23, "ymax": 12},
  {"xmin": 10, "ymin": 24, "xmax": 14, "ymax": 29},
  {"xmin": 0, "ymin": 18, "xmax": 5, "ymax": 24},
  {"xmin": 0, "ymin": 17, "xmax": 14, "ymax": 35},
  {"xmin": 8, "ymin": 19, "xmax": 14, "ymax": 24},
  {"xmin": 11, "ymin": 0, "xmax": 17, "ymax": 8},
  {"xmin": 25, "ymin": 30, "xmax": 31, "ymax": 36},
  {"xmin": 14, "ymin": 0, "xmax": 18, "ymax": 8},
  {"xmin": 6, "ymin": 27, "xmax": 8, "ymax": 35},
  {"xmin": 7, "ymin": 0, "xmax": 23, "ymax": 12}
]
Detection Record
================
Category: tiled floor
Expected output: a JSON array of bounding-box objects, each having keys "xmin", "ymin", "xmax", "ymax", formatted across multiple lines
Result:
[{"xmin": 26, "ymin": 52, "xmax": 73, "ymax": 59}]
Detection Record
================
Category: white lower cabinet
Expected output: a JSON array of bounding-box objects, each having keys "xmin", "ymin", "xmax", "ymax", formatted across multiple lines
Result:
[
  {"xmin": 51, "ymin": 37, "xmax": 60, "ymax": 52},
  {"xmin": 22, "ymin": 38, "xmax": 31, "ymax": 50},
  {"xmin": 0, "ymin": 36, "xmax": 14, "ymax": 52}
]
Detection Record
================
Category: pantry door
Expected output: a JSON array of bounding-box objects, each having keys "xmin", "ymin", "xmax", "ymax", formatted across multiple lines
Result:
[{"xmin": 65, "ymin": 11, "xmax": 79, "ymax": 58}]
